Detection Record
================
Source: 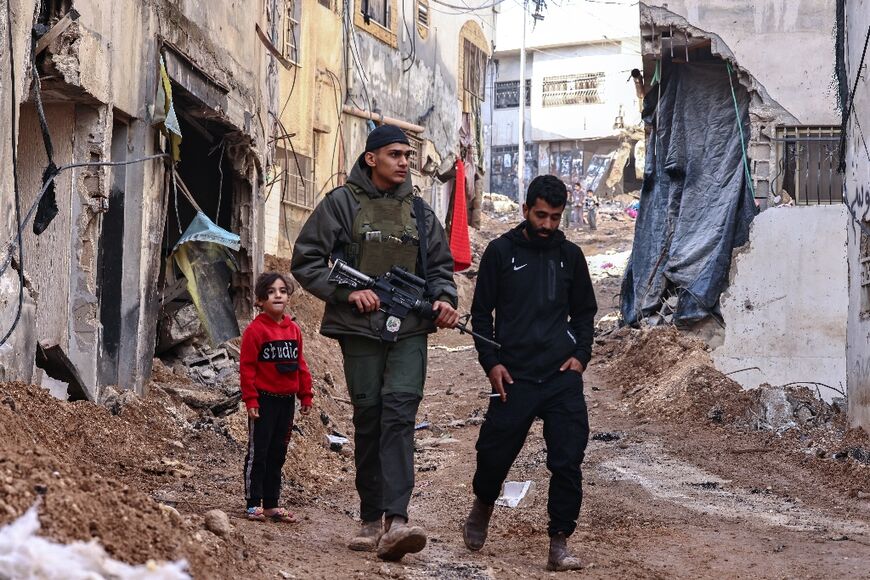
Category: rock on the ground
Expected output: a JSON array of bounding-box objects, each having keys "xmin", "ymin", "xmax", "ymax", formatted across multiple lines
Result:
[{"xmin": 204, "ymin": 509, "xmax": 232, "ymax": 537}]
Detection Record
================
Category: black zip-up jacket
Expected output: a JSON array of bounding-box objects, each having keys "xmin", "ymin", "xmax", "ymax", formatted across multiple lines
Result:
[{"xmin": 471, "ymin": 222, "xmax": 597, "ymax": 383}]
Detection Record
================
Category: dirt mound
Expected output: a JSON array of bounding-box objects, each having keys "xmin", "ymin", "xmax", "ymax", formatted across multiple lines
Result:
[
  {"xmin": 601, "ymin": 327, "xmax": 752, "ymax": 421},
  {"xmin": 0, "ymin": 382, "xmax": 251, "ymax": 578}
]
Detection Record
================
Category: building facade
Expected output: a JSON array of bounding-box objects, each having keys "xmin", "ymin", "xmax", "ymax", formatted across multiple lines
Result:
[
  {"xmin": 484, "ymin": 0, "xmax": 642, "ymax": 200},
  {"xmin": 0, "ymin": 0, "xmax": 272, "ymax": 396},
  {"xmin": 263, "ymin": 0, "xmax": 496, "ymax": 254}
]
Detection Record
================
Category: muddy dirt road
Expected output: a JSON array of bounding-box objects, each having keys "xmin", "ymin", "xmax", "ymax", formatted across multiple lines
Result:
[
  {"xmin": 231, "ymin": 339, "xmax": 870, "ymax": 579},
  {"xmin": 3, "ymin": 209, "xmax": 868, "ymax": 579}
]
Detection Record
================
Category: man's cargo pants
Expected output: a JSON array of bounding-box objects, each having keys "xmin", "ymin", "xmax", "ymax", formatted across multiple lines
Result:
[{"xmin": 340, "ymin": 334, "xmax": 427, "ymax": 522}]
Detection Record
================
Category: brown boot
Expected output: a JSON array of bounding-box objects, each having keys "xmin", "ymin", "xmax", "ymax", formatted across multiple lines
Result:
[
  {"xmin": 376, "ymin": 517, "xmax": 427, "ymax": 561},
  {"xmin": 462, "ymin": 497, "xmax": 494, "ymax": 551},
  {"xmin": 546, "ymin": 532, "xmax": 583, "ymax": 571},
  {"xmin": 347, "ymin": 519, "xmax": 383, "ymax": 552}
]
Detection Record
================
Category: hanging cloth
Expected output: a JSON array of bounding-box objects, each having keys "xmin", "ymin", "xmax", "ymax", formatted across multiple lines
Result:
[{"xmin": 449, "ymin": 160, "xmax": 472, "ymax": 272}]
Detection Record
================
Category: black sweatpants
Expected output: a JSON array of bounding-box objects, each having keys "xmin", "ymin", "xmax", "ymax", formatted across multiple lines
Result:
[
  {"xmin": 244, "ymin": 391, "xmax": 295, "ymax": 509},
  {"xmin": 472, "ymin": 370, "xmax": 590, "ymax": 537}
]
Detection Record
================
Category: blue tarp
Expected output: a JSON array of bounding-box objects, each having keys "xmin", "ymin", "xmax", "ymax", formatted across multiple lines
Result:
[{"xmin": 621, "ymin": 63, "xmax": 758, "ymax": 326}]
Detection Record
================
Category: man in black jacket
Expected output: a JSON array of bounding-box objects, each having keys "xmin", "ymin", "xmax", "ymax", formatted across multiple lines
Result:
[{"xmin": 462, "ymin": 175, "xmax": 597, "ymax": 571}]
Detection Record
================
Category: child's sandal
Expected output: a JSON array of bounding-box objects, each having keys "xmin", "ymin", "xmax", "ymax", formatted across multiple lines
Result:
[
  {"xmin": 246, "ymin": 506, "xmax": 266, "ymax": 521},
  {"xmin": 265, "ymin": 507, "xmax": 296, "ymax": 523}
]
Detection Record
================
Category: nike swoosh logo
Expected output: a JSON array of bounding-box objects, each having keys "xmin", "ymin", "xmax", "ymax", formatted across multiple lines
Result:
[{"xmin": 513, "ymin": 264, "xmax": 528, "ymax": 271}]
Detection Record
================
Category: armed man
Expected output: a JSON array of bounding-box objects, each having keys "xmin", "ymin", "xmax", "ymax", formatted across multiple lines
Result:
[{"xmin": 291, "ymin": 125, "xmax": 459, "ymax": 561}]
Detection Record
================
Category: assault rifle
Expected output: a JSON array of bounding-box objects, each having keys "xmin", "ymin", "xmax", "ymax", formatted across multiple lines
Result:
[{"xmin": 328, "ymin": 259, "xmax": 500, "ymax": 348}]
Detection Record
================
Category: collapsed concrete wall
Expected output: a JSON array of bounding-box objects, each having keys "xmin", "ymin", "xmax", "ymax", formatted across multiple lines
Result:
[
  {"xmin": 640, "ymin": 2, "xmax": 839, "ymax": 204},
  {"xmin": 712, "ymin": 205, "xmax": 849, "ymax": 403}
]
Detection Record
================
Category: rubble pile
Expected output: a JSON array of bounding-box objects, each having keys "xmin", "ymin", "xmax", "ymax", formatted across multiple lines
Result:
[
  {"xmin": 0, "ymin": 382, "xmax": 250, "ymax": 578},
  {"xmin": 599, "ymin": 327, "xmax": 870, "ymax": 478}
]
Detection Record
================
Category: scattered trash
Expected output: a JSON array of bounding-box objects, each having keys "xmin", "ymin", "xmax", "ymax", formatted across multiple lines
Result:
[
  {"xmin": 326, "ymin": 434, "xmax": 349, "ymax": 451},
  {"xmin": 687, "ymin": 481, "xmax": 721, "ymax": 490},
  {"xmin": 829, "ymin": 534, "xmax": 849, "ymax": 542},
  {"xmin": 415, "ymin": 421, "xmax": 431, "ymax": 431},
  {"xmin": 0, "ymin": 504, "xmax": 190, "ymax": 579},
  {"xmin": 496, "ymin": 481, "xmax": 536, "ymax": 508},
  {"xmin": 592, "ymin": 432, "xmax": 621, "ymax": 442}
]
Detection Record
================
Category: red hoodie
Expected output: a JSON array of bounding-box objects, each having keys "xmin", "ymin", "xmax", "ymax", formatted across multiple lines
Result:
[{"xmin": 240, "ymin": 313, "xmax": 313, "ymax": 410}]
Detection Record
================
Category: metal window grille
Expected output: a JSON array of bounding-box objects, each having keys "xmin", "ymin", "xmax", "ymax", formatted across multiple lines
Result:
[
  {"xmin": 463, "ymin": 39, "xmax": 487, "ymax": 102},
  {"xmin": 494, "ymin": 80, "xmax": 531, "ymax": 109},
  {"xmin": 406, "ymin": 133, "xmax": 423, "ymax": 174},
  {"xmin": 417, "ymin": 0, "xmax": 429, "ymax": 28},
  {"xmin": 542, "ymin": 72, "xmax": 604, "ymax": 107},
  {"xmin": 278, "ymin": 149, "xmax": 315, "ymax": 209},
  {"xmin": 283, "ymin": 0, "xmax": 301, "ymax": 65},
  {"xmin": 773, "ymin": 126, "xmax": 843, "ymax": 205}
]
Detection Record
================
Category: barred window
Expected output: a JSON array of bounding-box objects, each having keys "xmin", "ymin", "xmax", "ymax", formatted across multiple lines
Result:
[
  {"xmin": 774, "ymin": 126, "xmax": 843, "ymax": 205},
  {"xmin": 463, "ymin": 39, "xmax": 487, "ymax": 103},
  {"xmin": 406, "ymin": 133, "xmax": 423, "ymax": 174},
  {"xmin": 542, "ymin": 72, "xmax": 604, "ymax": 107},
  {"xmin": 283, "ymin": 0, "xmax": 302, "ymax": 65},
  {"xmin": 495, "ymin": 80, "xmax": 531, "ymax": 109},
  {"xmin": 276, "ymin": 149, "xmax": 315, "ymax": 209}
]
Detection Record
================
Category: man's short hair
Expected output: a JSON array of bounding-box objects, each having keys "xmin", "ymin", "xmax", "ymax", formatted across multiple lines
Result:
[{"xmin": 527, "ymin": 175, "xmax": 568, "ymax": 208}]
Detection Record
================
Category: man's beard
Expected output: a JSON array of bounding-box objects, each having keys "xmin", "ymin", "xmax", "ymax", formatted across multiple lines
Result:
[{"xmin": 525, "ymin": 221, "xmax": 554, "ymax": 239}]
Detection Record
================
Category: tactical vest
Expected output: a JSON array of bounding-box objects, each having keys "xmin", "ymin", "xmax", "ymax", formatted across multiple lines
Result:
[{"xmin": 346, "ymin": 185, "xmax": 419, "ymax": 277}]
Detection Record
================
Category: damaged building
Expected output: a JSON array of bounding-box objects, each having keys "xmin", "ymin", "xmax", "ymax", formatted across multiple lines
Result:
[
  {"xmin": 0, "ymin": 0, "xmax": 273, "ymax": 398},
  {"xmin": 261, "ymin": 0, "xmax": 496, "ymax": 256},
  {"xmin": 624, "ymin": 2, "xmax": 863, "ymax": 419},
  {"xmin": 841, "ymin": 0, "xmax": 870, "ymax": 429},
  {"xmin": 483, "ymin": 0, "xmax": 643, "ymax": 201}
]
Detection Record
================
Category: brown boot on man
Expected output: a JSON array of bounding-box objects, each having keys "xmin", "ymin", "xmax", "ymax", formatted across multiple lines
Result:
[
  {"xmin": 546, "ymin": 532, "xmax": 583, "ymax": 571},
  {"xmin": 462, "ymin": 497, "xmax": 494, "ymax": 551},
  {"xmin": 348, "ymin": 519, "xmax": 383, "ymax": 552},
  {"xmin": 376, "ymin": 517, "xmax": 427, "ymax": 561}
]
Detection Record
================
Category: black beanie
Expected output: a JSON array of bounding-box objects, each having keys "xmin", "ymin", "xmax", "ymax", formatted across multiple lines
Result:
[{"xmin": 365, "ymin": 124, "xmax": 410, "ymax": 152}]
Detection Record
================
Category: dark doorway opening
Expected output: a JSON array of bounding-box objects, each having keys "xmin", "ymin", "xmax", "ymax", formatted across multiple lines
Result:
[
  {"xmin": 156, "ymin": 83, "xmax": 248, "ymax": 356},
  {"xmin": 96, "ymin": 119, "xmax": 128, "ymax": 386}
]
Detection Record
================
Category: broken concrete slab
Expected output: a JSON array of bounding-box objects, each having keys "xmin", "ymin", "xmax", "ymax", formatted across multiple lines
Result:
[
  {"xmin": 156, "ymin": 303, "xmax": 203, "ymax": 354},
  {"xmin": 35, "ymin": 343, "xmax": 90, "ymax": 401}
]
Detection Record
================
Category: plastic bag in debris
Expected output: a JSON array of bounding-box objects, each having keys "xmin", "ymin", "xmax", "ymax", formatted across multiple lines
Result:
[
  {"xmin": 171, "ymin": 212, "xmax": 241, "ymax": 346},
  {"xmin": 0, "ymin": 504, "xmax": 190, "ymax": 579},
  {"xmin": 622, "ymin": 63, "xmax": 757, "ymax": 326}
]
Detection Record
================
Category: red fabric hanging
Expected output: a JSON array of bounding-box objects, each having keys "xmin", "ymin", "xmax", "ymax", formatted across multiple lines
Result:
[{"xmin": 449, "ymin": 160, "xmax": 472, "ymax": 272}]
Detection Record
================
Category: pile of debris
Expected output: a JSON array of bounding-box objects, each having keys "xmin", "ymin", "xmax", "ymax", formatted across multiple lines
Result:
[
  {"xmin": 598, "ymin": 327, "xmax": 870, "ymax": 467},
  {"xmin": 0, "ymin": 382, "xmax": 252, "ymax": 578}
]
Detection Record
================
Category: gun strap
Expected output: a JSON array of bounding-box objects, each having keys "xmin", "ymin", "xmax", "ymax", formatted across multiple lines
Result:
[{"xmin": 412, "ymin": 196, "xmax": 429, "ymax": 294}]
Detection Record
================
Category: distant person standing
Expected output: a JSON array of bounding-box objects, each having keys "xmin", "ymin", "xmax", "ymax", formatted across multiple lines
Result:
[
  {"xmin": 584, "ymin": 189, "xmax": 598, "ymax": 231},
  {"xmin": 572, "ymin": 183, "xmax": 585, "ymax": 229}
]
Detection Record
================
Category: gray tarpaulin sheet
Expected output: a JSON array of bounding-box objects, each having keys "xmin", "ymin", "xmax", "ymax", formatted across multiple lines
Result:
[
  {"xmin": 171, "ymin": 211, "xmax": 240, "ymax": 345},
  {"xmin": 621, "ymin": 63, "xmax": 757, "ymax": 326}
]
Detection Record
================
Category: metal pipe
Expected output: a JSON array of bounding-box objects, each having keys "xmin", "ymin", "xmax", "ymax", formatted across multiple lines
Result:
[{"xmin": 341, "ymin": 105, "xmax": 425, "ymax": 133}]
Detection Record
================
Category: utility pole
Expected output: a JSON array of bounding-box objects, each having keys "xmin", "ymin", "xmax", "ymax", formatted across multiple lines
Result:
[{"xmin": 517, "ymin": 0, "xmax": 527, "ymax": 207}]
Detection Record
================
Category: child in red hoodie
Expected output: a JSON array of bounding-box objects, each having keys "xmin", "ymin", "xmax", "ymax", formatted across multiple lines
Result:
[{"xmin": 241, "ymin": 272, "xmax": 313, "ymax": 522}]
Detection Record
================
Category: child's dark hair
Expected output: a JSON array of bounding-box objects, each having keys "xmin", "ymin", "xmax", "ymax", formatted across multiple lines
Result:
[
  {"xmin": 254, "ymin": 271, "xmax": 294, "ymax": 302},
  {"xmin": 526, "ymin": 175, "xmax": 568, "ymax": 209}
]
